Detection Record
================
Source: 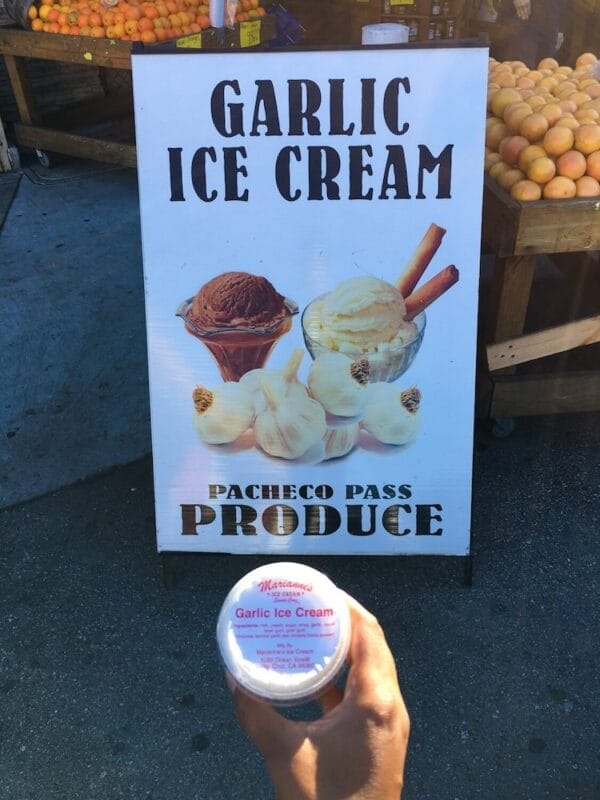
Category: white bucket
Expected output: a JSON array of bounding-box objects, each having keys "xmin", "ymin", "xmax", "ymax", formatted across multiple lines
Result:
[{"xmin": 361, "ymin": 22, "xmax": 409, "ymax": 46}]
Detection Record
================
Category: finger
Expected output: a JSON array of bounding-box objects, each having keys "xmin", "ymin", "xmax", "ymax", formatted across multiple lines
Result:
[
  {"xmin": 318, "ymin": 683, "xmax": 344, "ymax": 714},
  {"xmin": 231, "ymin": 681, "xmax": 296, "ymax": 757}
]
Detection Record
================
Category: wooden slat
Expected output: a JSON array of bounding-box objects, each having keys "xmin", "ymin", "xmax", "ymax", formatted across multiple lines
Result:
[
  {"xmin": 0, "ymin": 29, "xmax": 132, "ymax": 70},
  {"xmin": 483, "ymin": 176, "xmax": 600, "ymax": 257},
  {"xmin": 487, "ymin": 315, "xmax": 600, "ymax": 371},
  {"xmin": 490, "ymin": 371, "xmax": 600, "ymax": 417},
  {"xmin": 3, "ymin": 53, "xmax": 39, "ymax": 124},
  {"xmin": 485, "ymin": 254, "xmax": 537, "ymax": 351},
  {"xmin": 14, "ymin": 122, "xmax": 136, "ymax": 167},
  {"xmin": 42, "ymin": 92, "xmax": 133, "ymax": 130},
  {"xmin": 0, "ymin": 113, "xmax": 11, "ymax": 171}
]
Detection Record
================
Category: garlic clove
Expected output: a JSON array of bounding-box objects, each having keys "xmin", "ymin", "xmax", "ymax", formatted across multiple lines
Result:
[
  {"xmin": 323, "ymin": 421, "xmax": 360, "ymax": 460},
  {"xmin": 308, "ymin": 352, "xmax": 370, "ymax": 417},
  {"xmin": 192, "ymin": 382, "xmax": 255, "ymax": 444},
  {"xmin": 362, "ymin": 384, "xmax": 421, "ymax": 445},
  {"xmin": 254, "ymin": 378, "xmax": 327, "ymax": 460},
  {"xmin": 240, "ymin": 348, "xmax": 308, "ymax": 414}
]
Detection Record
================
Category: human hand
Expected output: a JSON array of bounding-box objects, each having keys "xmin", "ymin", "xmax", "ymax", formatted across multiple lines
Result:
[
  {"xmin": 513, "ymin": 0, "xmax": 531, "ymax": 20},
  {"xmin": 230, "ymin": 594, "xmax": 410, "ymax": 800}
]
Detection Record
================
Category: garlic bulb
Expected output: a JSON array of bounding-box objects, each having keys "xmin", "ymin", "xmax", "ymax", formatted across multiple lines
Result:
[
  {"xmin": 308, "ymin": 352, "xmax": 370, "ymax": 417},
  {"xmin": 254, "ymin": 379, "xmax": 327, "ymax": 460},
  {"xmin": 240, "ymin": 348, "xmax": 308, "ymax": 414},
  {"xmin": 362, "ymin": 385, "xmax": 421, "ymax": 445},
  {"xmin": 323, "ymin": 422, "xmax": 360, "ymax": 460},
  {"xmin": 192, "ymin": 383, "xmax": 254, "ymax": 444}
]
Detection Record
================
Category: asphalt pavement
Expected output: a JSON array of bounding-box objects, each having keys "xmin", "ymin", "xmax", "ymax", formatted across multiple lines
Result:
[{"xmin": 0, "ymin": 158, "xmax": 599, "ymax": 800}]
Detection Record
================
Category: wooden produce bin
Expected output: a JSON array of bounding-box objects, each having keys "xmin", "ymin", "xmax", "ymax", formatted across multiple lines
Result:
[
  {"xmin": 0, "ymin": 16, "xmax": 275, "ymax": 167},
  {"xmin": 480, "ymin": 175, "xmax": 600, "ymax": 418}
]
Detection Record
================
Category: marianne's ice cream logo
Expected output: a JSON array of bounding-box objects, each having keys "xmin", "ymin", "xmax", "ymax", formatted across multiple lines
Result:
[{"xmin": 257, "ymin": 578, "xmax": 313, "ymax": 595}]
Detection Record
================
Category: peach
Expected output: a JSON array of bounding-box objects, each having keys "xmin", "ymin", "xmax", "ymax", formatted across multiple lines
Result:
[
  {"xmin": 527, "ymin": 156, "xmax": 556, "ymax": 184},
  {"xmin": 499, "ymin": 135, "xmax": 530, "ymax": 166},
  {"xmin": 586, "ymin": 151, "xmax": 600, "ymax": 180},
  {"xmin": 574, "ymin": 124, "xmax": 600, "ymax": 155},
  {"xmin": 542, "ymin": 176, "xmax": 577, "ymax": 199},
  {"xmin": 510, "ymin": 179, "xmax": 542, "ymax": 201},
  {"xmin": 518, "ymin": 144, "xmax": 547, "ymax": 172},
  {"xmin": 556, "ymin": 150, "xmax": 587, "ymax": 180},
  {"xmin": 543, "ymin": 126, "xmax": 575, "ymax": 156},
  {"xmin": 575, "ymin": 175, "xmax": 600, "ymax": 197}
]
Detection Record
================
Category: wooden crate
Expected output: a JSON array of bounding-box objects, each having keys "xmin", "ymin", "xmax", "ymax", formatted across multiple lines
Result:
[
  {"xmin": 480, "ymin": 175, "xmax": 600, "ymax": 418},
  {"xmin": 483, "ymin": 175, "xmax": 600, "ymax": 258}
]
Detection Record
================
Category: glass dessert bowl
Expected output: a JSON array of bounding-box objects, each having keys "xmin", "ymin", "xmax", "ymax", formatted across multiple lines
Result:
[
  {"xmin": 302, "ymin": 297, "xmax": 426, "ymax": 383},
  {"xmin": 177, "ymin": 298, "xmax": 297, "ymax": 382}
]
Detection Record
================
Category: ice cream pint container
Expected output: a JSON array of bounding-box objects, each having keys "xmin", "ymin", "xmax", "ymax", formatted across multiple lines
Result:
[{"xmin": 217, "ymin": 562, "xmax": 351, "ymax": 705}]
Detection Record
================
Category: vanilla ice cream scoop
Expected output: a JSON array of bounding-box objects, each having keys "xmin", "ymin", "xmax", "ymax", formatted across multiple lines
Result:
[{"xmin": 302, "ymin": 276, "xmax": 416, "ymax": 353}]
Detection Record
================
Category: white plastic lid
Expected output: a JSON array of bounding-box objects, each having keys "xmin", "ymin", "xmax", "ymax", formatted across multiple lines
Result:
[{"xmin": 217, "ymin": 562, "xmax": 351, "ymax": 705}]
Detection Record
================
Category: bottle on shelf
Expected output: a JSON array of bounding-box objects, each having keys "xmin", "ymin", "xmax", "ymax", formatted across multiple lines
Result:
[
  {"xmin": 431, "ymin": 0, "xmax": 441, "ymax": 15},
  {"xmin": 427, "ymin": 20, "xmax": 436, "ymax": 38},
  {"xmin": 408, "ymin": 18, "xmax": 419, "ymax": 40},
  {"xmin": 446, "ymin": 17, "xmax": 455, "ymax": 37}
]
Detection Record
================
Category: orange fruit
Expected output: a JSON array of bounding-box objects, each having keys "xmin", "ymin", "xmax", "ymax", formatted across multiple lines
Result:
[
  {"xmin": 139, "ymin": 15, "xmax": 153, "ymax": 29},
  {"xmin": 510, "ymin": 179, "xmax": 542, "ymax": 201},
  {"xmin": 140, "ymin": 28, "xmax": 156, "ymax": 41},
  {"xmin": 543, "ymin": 126, "xmax": 574, "ymax": 156},
  {"xmin": 485, "ymin": 122, "xmax": 507, "ymax": 151},
  {"xmin": 90, "ymin": 23, "xmax": 105, "ymax": 35},
  {"xmin": 556, "ymin": 150, "xmax": 587, "ymax": 180},
  {"xmin": 575, "ymin": 175, "xmax": 600, "ymax": 196},
  {"xmin": 38, "ymin": 3, "xmax": 52, "ymax": 19},
  {"xmin": 124, "ymin": 17, "xmax": 138, "ymax": 32},
  {"xmin": 542, "ymin": 176, "xmax": 576, "ymax": 199},
  {"xmin": 527, "ymin": 156, "xmax": 556, "ymax": 184},
  {"xmin": 31, "ymin": 17, "xmax": 44, "ymax": 29},
  {"xmin": 28, "ymin": 4, "xmax": 38, "ymax": 18}
]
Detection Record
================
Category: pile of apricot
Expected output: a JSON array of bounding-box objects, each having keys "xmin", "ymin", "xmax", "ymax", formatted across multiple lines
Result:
[{"xmin": 485, "ymin": 52, "xmax": 600, "ymax": 200}]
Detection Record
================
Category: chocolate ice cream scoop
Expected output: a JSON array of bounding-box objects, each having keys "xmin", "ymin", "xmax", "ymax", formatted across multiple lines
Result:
[
  {"xmin": 190, "ymin": 271, "xmax": 290, "ymax": 331},
  {"xmin": 177, "ymin": 271, "xmax": 297, "ymax": 381}
]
